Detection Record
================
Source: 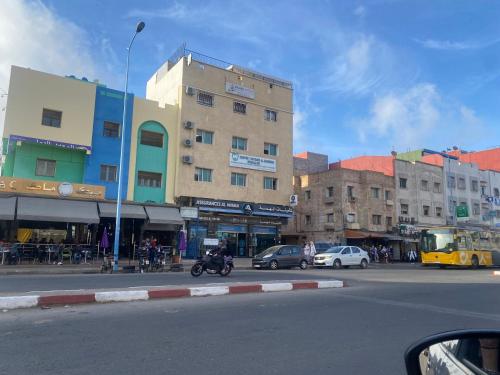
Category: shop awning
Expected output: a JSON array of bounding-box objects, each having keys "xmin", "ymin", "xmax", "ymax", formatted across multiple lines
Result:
[
  {"xmin": 344, "ymin": 230, "xmax": 387, "ymax": 239},
  {"xmin": 98, "ymin": 202, "xmax": 147, "ymax": 219},
  {"xmin": 17, "ymin": 197, "xmax": 99, "ymax": 223},
  {"xmin": 144, "ymin": 206, "xmax": 184, "ymax": 225},
  {"xmin": 0, "ymin": 196, "xmax": 16, "ymax": 220}
]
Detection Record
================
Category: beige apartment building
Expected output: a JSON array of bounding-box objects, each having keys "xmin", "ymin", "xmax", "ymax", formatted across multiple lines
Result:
[
  {"xmin": 283, "ymin": 155, "xmax": 397, "ymax": 250},
  {"xmin": 146, "ymin": 47, "xmax": 294, "ymax": 257}
]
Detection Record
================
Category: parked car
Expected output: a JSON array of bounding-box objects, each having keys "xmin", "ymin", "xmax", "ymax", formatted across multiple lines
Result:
[
  {"xmin": 314, "ymin": 242, "xmax": 334, "ymax": 254},
  {"xmin": 313, "ymin": 246, "xmax": 369, "ymax": 269},
  {"xmin": 252, "ymin": 245, "xmax": 308, "ymax": 270}
]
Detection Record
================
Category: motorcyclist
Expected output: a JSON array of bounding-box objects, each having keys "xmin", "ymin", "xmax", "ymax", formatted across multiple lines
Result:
[{"xmin": 209, "ymin": 246, "xmax": 224, "ymax": 272}]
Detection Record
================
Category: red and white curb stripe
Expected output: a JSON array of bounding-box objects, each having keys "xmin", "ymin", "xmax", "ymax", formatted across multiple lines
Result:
[
  {"xmin": 0, "ymin": 280, "xmax": 343, "ymax": 311},
  {"xmin": 494, "ymin": 271, "xmax": 500, "ymax": 276}
]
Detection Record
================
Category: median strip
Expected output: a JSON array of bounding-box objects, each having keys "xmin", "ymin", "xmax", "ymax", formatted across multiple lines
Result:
[{"xmin": 0, "ymin": 279, "xmax": 344, "ymax": 311}]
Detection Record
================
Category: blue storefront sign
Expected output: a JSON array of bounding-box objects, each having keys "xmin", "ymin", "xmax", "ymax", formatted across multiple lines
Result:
[
  {"xmin": 9, "ymin": 134, "xmax": 92, "ymax": 152},
  {"xmin": 194, "ymin": 197, "xmax": 293, "ymax": 218}
]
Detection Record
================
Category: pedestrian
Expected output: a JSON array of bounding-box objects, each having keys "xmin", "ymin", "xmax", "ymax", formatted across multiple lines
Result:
[
  {"xmin": 369, "ymin": 245, "xmax": 375, "ymax": 262},
  {"xmin": 409, "ymin": 249, "xmax": 417, "ymax": 264},
  {"xmin": 309, "ymin": 241, "xmax": 316, "ymax": 265},
  {"xmin": 381, "ymin": 246, "xmax": 388, "ymax": 264},
  {"xmin": 375, "ymin": 245, "xmax": 380, "ymax": 263},
  {"xmin": 388, "ymin": 246, "xmax": 393, "ymax": 263},
  {"xmin": 303, "ymin": 242, "xmax": 311, "ymax": 264}
]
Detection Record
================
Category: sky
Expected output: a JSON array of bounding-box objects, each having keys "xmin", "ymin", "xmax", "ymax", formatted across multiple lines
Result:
[{"xmin": 1, "ymin": 0, "xmax": 500, "ymax": 161}]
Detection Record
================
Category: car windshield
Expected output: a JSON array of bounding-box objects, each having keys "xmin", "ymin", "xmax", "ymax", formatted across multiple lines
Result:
[
  {"xmin": 256, "ymin": 246, "xmax": 282, "ymax": 256},
  {"xmin": 324, "ymin": 246, "xmax": 344, "ymax": 253}
]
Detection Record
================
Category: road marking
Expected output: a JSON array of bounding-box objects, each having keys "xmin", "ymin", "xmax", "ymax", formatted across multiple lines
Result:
[{"xmin": 336, "ymin": 294, "xmax": 500, "ymax": 322}]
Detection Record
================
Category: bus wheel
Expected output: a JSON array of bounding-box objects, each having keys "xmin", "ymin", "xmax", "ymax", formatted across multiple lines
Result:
[{"xmin": 471, "ymin": 255, "xmax": 479, "ymax": 269}]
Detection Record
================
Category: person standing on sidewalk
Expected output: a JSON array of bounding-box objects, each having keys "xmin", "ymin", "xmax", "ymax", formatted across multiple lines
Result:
[
  {"xmin": 303, "ymin": 242, "xmax": 311, "ymax": 264},
  {"xmin": 309, "ymin": 241, "xmax": 316, "ymax": 265}
]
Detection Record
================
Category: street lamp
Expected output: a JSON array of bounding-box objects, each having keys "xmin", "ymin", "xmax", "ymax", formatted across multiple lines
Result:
[{"xmin": 113, "ymin": 21, "xmax": 146, "ymax": 272}]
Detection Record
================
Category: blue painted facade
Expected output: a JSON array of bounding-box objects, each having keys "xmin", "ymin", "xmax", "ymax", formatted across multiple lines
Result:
[{"xmin": 83, "ymin": 86, "xmax": 134, "ymax": 200}]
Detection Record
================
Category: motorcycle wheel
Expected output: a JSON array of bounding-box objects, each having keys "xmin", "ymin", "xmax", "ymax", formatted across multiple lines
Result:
[
  {"xmin": 191, "ymin": 263, "xmax": 204, "ymax": 277},
  {"xmin": 219, "ymin": 264, "xmax": 232, "ymax": 277}
]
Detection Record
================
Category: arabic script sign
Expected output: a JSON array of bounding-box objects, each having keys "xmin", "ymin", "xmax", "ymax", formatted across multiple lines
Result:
[
  {"xmin": 194, "ymin": 198, "xmax": 293, "ymax": 218},
  {"xmin": 9, "ymin": 135, "xmax": 92, "ymax": 152},
  {"xmin": 0, "ymin": 177, "xmax": 105, "ymax": 199},
  {"xmin": 225, "ymin": 82, "xmax": 255, "ymax": 99},
  {"xmin": 229, "ymin": 152, "xmax": 276, "ymax": 172}
]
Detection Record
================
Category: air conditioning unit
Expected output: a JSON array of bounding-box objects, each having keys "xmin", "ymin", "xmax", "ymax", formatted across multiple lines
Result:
[
  {"xmin": 185, "ymin": 86, "xmax": 195, "ymax": 96},
  {"xmin": 183, "ymin": 139, "xmax": 193, "ymax": 147},
  {"xmin": 182, "ymin": 155, "xmax": 193, "ymax": 164},
  {"xmin": 184, "ymin": 121, "xmax": 194, "ymax": 129}
]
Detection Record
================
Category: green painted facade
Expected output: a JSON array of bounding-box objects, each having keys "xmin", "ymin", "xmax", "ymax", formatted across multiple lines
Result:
[
  {"xmin": 134, "ymin": 121, "xmax": 168, "ymax": 203},
  {"xmin": 396, "ymin": 149, "xmax": 424, "ymax": 162},
  {"xmin": 2, "ymin": 139, "xmax": 85, "ymax": 182}
]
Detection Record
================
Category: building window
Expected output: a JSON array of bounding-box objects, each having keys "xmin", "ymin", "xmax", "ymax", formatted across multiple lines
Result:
[
  {"xmin": 385, "ymin": 190, "xmax": 391, "ymax": 201},
  {"xmin": 481, "ymin": 184, "xmax": 487, "ymax": 195},
  {"xmin": 137, "ymin": 171, "xmax": 162, "ymax": 188},
  {"xmin": 494, "ymin": 188, "xmax": 500, "ymax": 197},
  {"xmin": 265, "ymin": 109, "xmax": 277, "ymax": 122},
  {"xmin": 305, "ymin": 215, "xmax": 311, "ymax": 225},
  {"xmin": 347, "ymin": 185, "xmax": 354, "ymax": 198},
  {"xmin": 231, "ymin": 172, "xmax": 246, "ymax": 187},
  {"xmin": 436, "ymin": 207, "xmax": 442, "ymax": 217},
  {"xmin": 35, "ymin": 159, "xmax": 56, "ymax": 177},
  {"xmin": 41, "ymin": 108, "xmax": 62, "ymax": 128},
  {"xmin": 471, "ymin": 179, "xmax": 479, "ymax": 192},
  {"xmin": 327, "ymin": 213, "xmax": 334, "ymax": 223},
  {"xmin": 473, "ymin": 203, "xmax": 480, "ymax": 215},
  {"xmin": 386, "ymin": 216, "xmax": 393, "ymax": 227},
  {"xmin": 399, "ymin": 178, "xmax": 407, "ymax": 189},
  {"xmin": 232, "ymin": 136, "xmax": 247, "ymax": 150},
  {"xmin": 195, "ymin": 129, "xmax": 213, "ymax": 144},
  {"xmin": 140, "ymin": 130, "xmax": 163, "ymax": 148},
  {"xmin": 326, "ymin": 186, "xmax": 334, "ymax": 198},
  {"xmin": 423, "ymin": 205, "xmax": 430, "ymax": 216},
  {"xmin": 371, "ymin": 187, "xmax": 380, "ymax": 199},
  {"xmin": 233, "ymin": 102, "xmax": 246, "ymax": 114},
  {"xmin": 421, "ymin": 180, "xmax": 429, "ymax": 191},
  {"xmin": 194, "ymin": 167, "xmax": 212, "ymax": 182},
  {"xmin": 264, "ymin": 177, "xmax": 278, "ymax": 190},
  {"xmin": 497, "ymin": 210, "xmax": 500, "ymax": 219},
  {"xmin": 458, "ymin": 177, "xmax": 466, "ymax": 190},
  {"xmin": 103, "ymin": 121, "xmax": 120, "ymax": 138},
  {"xmin": 197, "ymin": 92, "xmax": 213, "ymax": 107},
  {"xmin": 448, "ymin": 175, "xmax": 456, "ymax": 188},
  {"xmin": 449, "ymin": 199, "xmax": 457, "ymax": 214},
  {"xmin": 372, "ymin": 215, "xmax": 382, "ymax": 225},
  {"xmin": 401, "ymin": 203, "xmax": 409, "ymax": 215},
  {"xmin": 433, "ymin": 182, "xmax": 441, "ymax": 193},
  {"xmin": 264, "ymin": 143, "xmax": 278, "ymax": 156},
  {"xmin": 100, "ymin": 165, "xmax": 117, "ymax": 182},
  {"xmin": 305, "ymin": 190, "xmax": 311, "ymax": 200}
]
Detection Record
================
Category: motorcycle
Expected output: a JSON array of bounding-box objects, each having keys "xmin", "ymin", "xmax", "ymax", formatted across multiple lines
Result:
[
  {"xmin": 100, "ymin": 253, "xmax": 113, "ymax": 274},
  {"xmin": 190, "ymin": 250, "xmax": 233, "ymax": 277}
]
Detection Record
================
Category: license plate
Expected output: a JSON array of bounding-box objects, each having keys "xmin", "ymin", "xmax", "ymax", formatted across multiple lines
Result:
[{"xmin": 254, "ymin": 265, "xmax": 261, "ymax": 268}]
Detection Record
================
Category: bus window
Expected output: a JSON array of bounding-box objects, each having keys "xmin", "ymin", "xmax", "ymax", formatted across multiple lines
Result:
[
  {"xmin": 424, "ymin": 229, "xmax": 457, "ymax": 252},
  {"xmin": 480, "ymin": 233, "xmax": 491, "ymax": 250},
  {"xmin": 457, "ymin": 235, "xmax": 468, "ymax": 250},
  {"xmin": 471, "ymin": 231, "xmax": 481, "ymax": 249}
]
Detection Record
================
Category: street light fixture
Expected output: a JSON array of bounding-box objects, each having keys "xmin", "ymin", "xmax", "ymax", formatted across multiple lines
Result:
[{"xmin": 113, "ymin": 21, "xmax": 146, "ymax": 272}]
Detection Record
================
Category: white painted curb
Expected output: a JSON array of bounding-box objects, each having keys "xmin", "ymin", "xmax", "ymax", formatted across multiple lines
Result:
[
  {"xmin": 0, "ymin": 295, "xmax": 39, "ymax": 310},
  {"xmin": 494, "ymin": 271, "xmax": 500, "ymax": 276},
  {"xmin": 190, "ymin": 286, "xmax": 230, "ymax": 297},
  {"xmin": 262, "ymin": 283, "xmax": 293, "ymax": 292},
  {"xmin": 317, "ymin": 280, "xmax": 344, "ymax": 288},
  {"xmin": 95, "ymin": 290, "xmax": 149, "ymax": 303}
]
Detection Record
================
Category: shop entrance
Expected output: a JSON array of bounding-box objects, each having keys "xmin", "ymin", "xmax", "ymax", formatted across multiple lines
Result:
[
  {"xmin": 216, "ymin": 224, "xmax": 248, "ymax": 257},
  {"xmin": 251, "ymin": 226, "xmax": 278, "ymax": 255}
]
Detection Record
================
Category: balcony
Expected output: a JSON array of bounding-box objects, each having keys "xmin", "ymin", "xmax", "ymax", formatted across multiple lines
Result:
[
  {"xmin": 324, "ymin": 222, "xmax": 336, "ymax": 230},
  {"xmin": 344, "ymin": 222, "xmax": 360, "ymax": 230},
  {"xmin": 324, "ymin": 196, "xmax": 335, "ymax": 204}
]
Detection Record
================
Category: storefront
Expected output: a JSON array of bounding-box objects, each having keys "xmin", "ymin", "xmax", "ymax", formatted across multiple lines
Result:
[{"xmin": 184, "ymin": 197, "xmax": 292, "ymax": 258}]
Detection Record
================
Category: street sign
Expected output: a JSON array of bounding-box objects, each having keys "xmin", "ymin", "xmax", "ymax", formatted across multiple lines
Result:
[{"xmin": 456, "ymin": 205, "xmax": 469, "ymax": 222}]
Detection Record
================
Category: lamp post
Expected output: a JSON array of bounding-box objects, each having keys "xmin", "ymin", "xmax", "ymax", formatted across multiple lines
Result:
[{"xmin": 113, "ymin": 21, "xmax": 145, "ymax": 272}]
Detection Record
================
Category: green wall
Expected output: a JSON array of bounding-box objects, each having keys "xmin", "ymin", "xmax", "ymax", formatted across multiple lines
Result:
[
  {"xmin": 2, "ymin": 141, "xmax": 85, "ymax": 182},
  {"xmin": 134, "ymin": 121, "xmax": 168, "ymax": 203}
]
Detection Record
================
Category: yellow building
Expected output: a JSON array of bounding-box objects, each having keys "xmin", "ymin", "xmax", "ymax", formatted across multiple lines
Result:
[{"xmin": 146, "ymin": 47, "xmax": 294, "ymax": 256}]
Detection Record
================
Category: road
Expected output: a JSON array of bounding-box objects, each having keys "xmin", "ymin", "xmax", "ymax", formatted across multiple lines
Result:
[{"xmin": 1, "ymin": 267, "xmax": 500, "ymax": 374}]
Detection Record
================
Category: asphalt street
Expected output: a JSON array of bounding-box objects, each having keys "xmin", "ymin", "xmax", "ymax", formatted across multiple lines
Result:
[{"xmin": 1, "ymin": 268, "xmax": 500, "ymax": 375}]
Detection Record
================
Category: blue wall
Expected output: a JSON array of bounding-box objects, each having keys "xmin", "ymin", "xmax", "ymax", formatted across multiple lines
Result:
[{"xmin": 83, "ymin": 87, "xmax": 134, "ymax": 200}]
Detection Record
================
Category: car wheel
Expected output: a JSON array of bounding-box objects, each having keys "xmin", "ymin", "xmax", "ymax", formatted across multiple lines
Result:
[
  {"xmin": 269, "ymin": 260, "xmax": 279, "ymax": 270},
  {"xmin": 360, "ymin": 259, "xmax": 368, "ymax": 269},
  {"xmin": 471, "ymin": 255, "xmax": 479, "ymax": 269},
  {"xmin": 299, "ymin": 260, "xmax": 308, "ymax": 270},
  {"xmin": 333, "ymin": 259, "xmax": 341, "ymax": 269}
]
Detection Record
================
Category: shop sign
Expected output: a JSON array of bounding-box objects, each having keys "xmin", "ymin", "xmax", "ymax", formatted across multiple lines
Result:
[
  {"xmin": 194, "ymin": 198, "xmax": 293, "ymax": 218},
  {"xmin": 398, "ymin": 224, "xmax": 419, "ymax": 238},
  {"xmin": 225, "ymin": 82, "xmax": 255, "ymax": 99},
  {"xmin": 0, "ymin": 177, "xmax": 105, "ymax": 200},
  {"xmin": 485, "ymin": 196, "xmax": 500, "ymax": 206},
  {"xmin": 10, "ymin": 135, "xmax": 92, "ymax": 152},
  {"xmin": 203, "ymin": 238, "xmax": 220, "ymax": 246},
  {"xmin": 456, "ymin": 205, "xmax": 469, "ymax": 222},
  {"xmin": 229, "ymin": 152, "xmax": 276, "ymax": 172},
  {"xmin": 180, "ymin": 206, "xmax": 199, "ymax": 219}
]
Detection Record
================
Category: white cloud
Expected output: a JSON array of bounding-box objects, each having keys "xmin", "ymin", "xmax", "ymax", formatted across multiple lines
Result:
[
  {"xmin": 0, "ymin": 0, "xmax": 120, "ymax": 129},
  {"xmin": 415, "ymin": 38, "xmax": 500, "ymax": 51},
  {"xmin": 354, "ymin": 5, "xmax": 366, "ymax": 18},
  {"xmin": 293, "ymin": 107, "xmax": 307, "ymax": 152},
  {"xmin": 352, "ymin": 83, "xmax": 485, "ymax": 150}
]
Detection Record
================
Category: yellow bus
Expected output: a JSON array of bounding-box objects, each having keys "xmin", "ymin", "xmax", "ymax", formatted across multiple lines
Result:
[{"xmin": 420, "ymin": 226, "xmax": 500, "ymax": 268}]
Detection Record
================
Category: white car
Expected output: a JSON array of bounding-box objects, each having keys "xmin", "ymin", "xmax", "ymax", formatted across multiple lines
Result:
[{"xmin": 313, "ymin": 246, "xmax": 369, "ymax": 269}]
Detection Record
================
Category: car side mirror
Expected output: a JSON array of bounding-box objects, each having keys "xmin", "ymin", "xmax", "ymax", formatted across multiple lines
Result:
[{"xmin": 405, "ymin": 329, "xmax": 500, "ymax": 375}]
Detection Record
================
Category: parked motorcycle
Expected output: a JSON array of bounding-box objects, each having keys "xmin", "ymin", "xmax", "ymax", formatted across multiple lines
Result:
[{"xmin": 191, "ymin": 251, "xmax": 232, "ymax": 277}]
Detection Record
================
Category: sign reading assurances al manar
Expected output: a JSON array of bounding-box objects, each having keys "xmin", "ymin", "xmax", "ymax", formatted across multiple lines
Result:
[
  {"xmin": 229, "ymin": 152, "xmax": 276, "ymax": 172},
  {"xmin": 0, "ymin": 177, "xmax": 105, "ymax": 199}
]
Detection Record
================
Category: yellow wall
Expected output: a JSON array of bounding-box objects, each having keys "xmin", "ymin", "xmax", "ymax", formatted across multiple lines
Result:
[
  {"xmin": 3, "ymin": 66, "xmax": 96, "ymax": 147},
  {"xmin": 127, "ymin": 96, "xmax": 178, "ymax": 203}
]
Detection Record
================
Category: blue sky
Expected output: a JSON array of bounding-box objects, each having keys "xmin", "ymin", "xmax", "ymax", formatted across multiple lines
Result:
[{"xmin": 1, "ymin": 0, "xmax": 500, "ymax": 161}]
